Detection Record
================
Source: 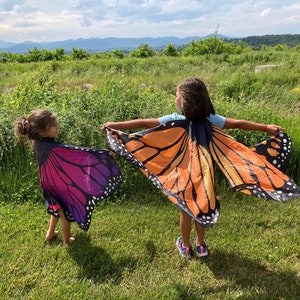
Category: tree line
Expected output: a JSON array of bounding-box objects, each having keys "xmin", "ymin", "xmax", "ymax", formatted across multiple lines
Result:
[
  {"xmin": 230, "ymin": 34, "xmax": 300, "ymax": 49},
  {"xmin": 0, "ymin": 35, "xmax": 299, "ymax": 63}
]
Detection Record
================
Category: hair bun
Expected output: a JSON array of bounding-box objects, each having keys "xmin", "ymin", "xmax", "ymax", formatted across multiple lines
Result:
[{"xmin": 20, "ymin": 117, "xmax": 29, "ymax": 135}]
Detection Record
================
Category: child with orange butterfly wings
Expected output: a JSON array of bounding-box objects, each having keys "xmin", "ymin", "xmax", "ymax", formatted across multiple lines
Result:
[
  {"xmin": 102, "ymin": 77, "xmax": 296, "ymax": 259},
  {"xmin": 15, "ymin": 109, "xmax": 122, "ymax": 245}
]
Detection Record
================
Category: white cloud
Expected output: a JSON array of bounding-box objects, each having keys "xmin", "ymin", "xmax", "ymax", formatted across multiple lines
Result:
[
  {"xmin": 0, "ymin": 0, "xmax": 299, "ymax": 42},
  {"xmin": 260, "ymin": 8, "xmax": 271, "ymax": 17}
]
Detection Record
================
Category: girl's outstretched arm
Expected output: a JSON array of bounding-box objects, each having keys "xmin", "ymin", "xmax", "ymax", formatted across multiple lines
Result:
[
  {"xmin": 224, "ymin": 118, "xmax": 284, "ymax": 136},
  {"xmin": 101, "ymin": 118, "xmax": 160, "ymax": 131}
]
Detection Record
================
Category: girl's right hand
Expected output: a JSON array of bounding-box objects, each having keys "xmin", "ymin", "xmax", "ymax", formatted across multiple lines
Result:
[{"xmin": 100, "ymin": 123, "xmax": 110, "ymax": 132}]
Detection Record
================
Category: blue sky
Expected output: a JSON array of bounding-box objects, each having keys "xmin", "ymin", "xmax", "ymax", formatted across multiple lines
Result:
[{"xmin": 0, "ymin": 0, "xmax": 299, "ymax": 42}]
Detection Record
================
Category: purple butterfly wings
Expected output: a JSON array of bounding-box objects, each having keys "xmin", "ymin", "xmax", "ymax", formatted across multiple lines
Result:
[{"xmin": 37, "ymin": 142, "xmax": 123, "ymax": 231}]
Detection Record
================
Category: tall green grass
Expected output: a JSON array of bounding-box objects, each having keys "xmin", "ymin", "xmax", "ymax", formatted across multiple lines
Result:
[{"xmin": 1, "ymin": 52, "xmax": 300, "ymax": 200}]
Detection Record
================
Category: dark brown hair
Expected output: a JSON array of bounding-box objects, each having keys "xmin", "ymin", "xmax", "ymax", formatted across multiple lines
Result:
[
  {"xmin": 14, "ymin": 109, "xmax": 56, "ymax": 141},
  {"xmin": 177, "ymin": 77, "xmax": 215, "ymax": 121}
]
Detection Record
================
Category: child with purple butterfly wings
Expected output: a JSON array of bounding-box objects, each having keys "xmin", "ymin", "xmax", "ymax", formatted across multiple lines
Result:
[{"xmin": 15, "ymin": 109, "xmax": 122, "ymax": 245}]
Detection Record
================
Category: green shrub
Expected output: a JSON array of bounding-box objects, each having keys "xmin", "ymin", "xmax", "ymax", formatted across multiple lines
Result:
[{"xmin": 1, "ymin": 52, "xmax": 300, "ymax": 203}]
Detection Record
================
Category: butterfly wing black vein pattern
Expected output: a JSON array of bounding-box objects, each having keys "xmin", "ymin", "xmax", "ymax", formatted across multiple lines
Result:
[
  {"xmin": 250, "ymin": 131, "xmax": 291, "ymax": 172},
  {"xmin": 34, "ymin": 139, "xmax": 123, "ymax": 231},
  {"xmin": 106, "ymin": 121, "xmax": 220, "ymax": 227},
  {"xmin": 105, "ymin": 120, "xmax": 300, "ymax": 227},
  {"xmin": 210, "ymin": 126, "xmax": 300, "ymax": 201}
]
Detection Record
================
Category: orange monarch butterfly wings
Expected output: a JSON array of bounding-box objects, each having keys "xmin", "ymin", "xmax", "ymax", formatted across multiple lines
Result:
[
  {"xmin": 105, "ymin": 120, "xmax": 300, "ymax": 227},
  {"xmin": 210, "ymin": 126, "xmax": 300, "ymax": 201},
  {"xmin": 250, "ymin": 131, "xmax": 291, "ymax": 172},
  {"xmin": 106, "ymin": 121, "xmax": 220, "ymax": 227}
]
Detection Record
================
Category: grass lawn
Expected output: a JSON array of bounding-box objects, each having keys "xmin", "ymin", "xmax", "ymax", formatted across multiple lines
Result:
[{"xmin": 1, "ymin": 188, "xmax": 299, "ymax": 299}]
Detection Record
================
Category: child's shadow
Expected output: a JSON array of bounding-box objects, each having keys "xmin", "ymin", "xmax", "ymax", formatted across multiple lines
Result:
[
  {"xmin": 67, "ymin": 233, "xmax": 137, "ymax": 285},
  {"xmin": 203, "ymin": 249, "xmax": 300, "ymax": 299}
]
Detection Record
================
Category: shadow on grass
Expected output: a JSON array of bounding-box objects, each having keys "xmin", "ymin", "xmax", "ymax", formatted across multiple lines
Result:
[
  {"xmin": 204, "ymin": 249, "xmax": 300, "ymax": 299},
  {"xmin": 67, "ymin": 233, "xmax": 137, "ymax": 285}
]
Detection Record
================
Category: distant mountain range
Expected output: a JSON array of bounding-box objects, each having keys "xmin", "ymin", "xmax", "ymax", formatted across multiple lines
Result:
[
  {"xmin": 0, "ymin": 34, "xmax": 299, "ymax": 53},
  {"xmin": 0, "ymin": 35, "xmax": 230, "ymax": 53}
]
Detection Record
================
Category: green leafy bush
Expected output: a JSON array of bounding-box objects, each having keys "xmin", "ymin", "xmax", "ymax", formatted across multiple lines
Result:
[{"xmin": 1, "ymin": 51, "xmax": 300, "ymax": 203}]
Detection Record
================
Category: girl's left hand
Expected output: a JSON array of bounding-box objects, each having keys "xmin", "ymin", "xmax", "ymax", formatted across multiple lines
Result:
[{"xmin": 266, "ymin": 124, "xmax": 285, "ymax": 136}]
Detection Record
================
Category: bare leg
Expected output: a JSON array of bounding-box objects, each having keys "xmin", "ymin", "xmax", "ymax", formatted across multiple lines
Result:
[
  {"xmin": 180, "ymin": 211, "xmax": 192, "ymax": 247},
  {"xmin": 59, "ymin": 209, "xmax": 75, "ymax": 245},
  {"xmin": 45, "ymin": 215, "xmax": 59, "ymax": 241},
  {"xmin": 195, "ymin": 222, "xmax": 205, "ymax": 246}
]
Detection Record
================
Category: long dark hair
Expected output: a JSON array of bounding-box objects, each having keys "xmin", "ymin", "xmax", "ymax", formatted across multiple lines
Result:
[
  {"xmin": 178, "ymin": 78, "xmax": 215, "ymax": 121},
  {"xmin": 14, "ymin": 109, "xmax": 56, "ymax": 141}
]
